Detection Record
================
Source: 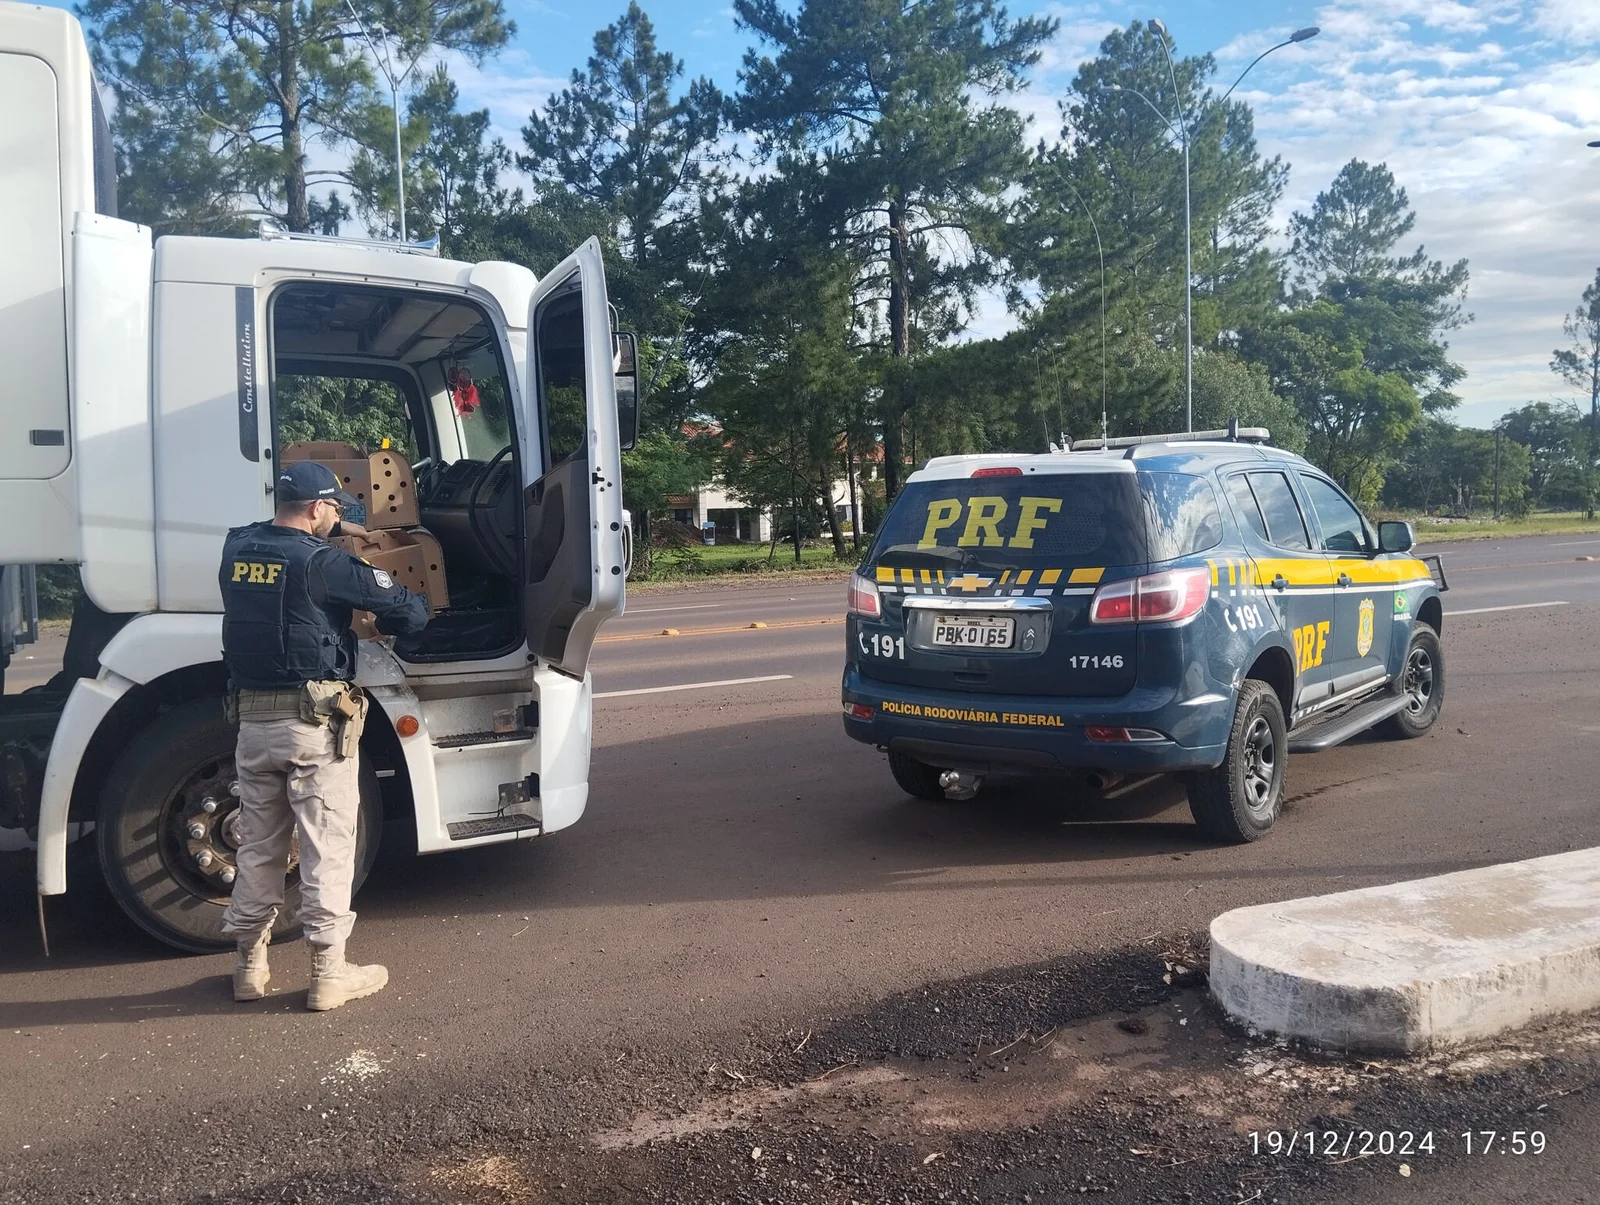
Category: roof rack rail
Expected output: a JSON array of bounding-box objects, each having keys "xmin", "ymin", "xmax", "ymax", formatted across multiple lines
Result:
[
  {"xmin": 1071, "ymin": 425, "xmax": 1271, "ymax": 451},
  {"xmin": 257, "ymin": 221, "xmax": 442, "ymax": 257}
]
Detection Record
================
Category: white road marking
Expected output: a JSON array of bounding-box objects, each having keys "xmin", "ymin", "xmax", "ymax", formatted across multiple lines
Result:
[
  {"xmin": 595, "ymin": 674, "xmax": 795, "ymax": 699},
  {"xmin": 1445, "ymin": 601, "xmax": 1570, "ymax": 616},
  {"xmin": 1551, "ymin": 538, "xmax": 1600, "ymax": 546},
  {"xmin": 626, "ymin": 603, "xmax": 726, "ymax": 615}
]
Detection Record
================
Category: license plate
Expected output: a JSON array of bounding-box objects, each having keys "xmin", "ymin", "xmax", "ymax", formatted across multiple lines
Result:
[{"xmin": 931, "ymin": 615, "xmax": 1015, "ymax": 649}]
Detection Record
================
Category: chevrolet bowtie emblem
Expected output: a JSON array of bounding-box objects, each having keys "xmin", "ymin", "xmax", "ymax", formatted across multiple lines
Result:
[{"xmin": 948, "ymin": 573, "xmax": 994, "ymax": 592}]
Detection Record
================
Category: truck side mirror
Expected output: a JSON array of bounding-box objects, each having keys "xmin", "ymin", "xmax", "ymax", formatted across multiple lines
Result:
[
  {"xmin": 1377, "ymin": 520, "xmax": 1415, "ymax": 554},
  {"xmin": 612, "ymin": 331, "xmax": 641, "ymax": 452}
]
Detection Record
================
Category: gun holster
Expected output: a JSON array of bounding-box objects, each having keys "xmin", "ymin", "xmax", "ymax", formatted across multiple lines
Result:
[{"xmin": 302, "ymin": 681, "xmax": 368, "ymax": 760}]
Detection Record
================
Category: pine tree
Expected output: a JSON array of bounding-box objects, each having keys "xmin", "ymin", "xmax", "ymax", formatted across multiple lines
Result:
[
  {"xmin": 1551, "ymin": 267, "xmax": 1600, "ymax": 431},
  {"xmin": 80, "ymin": 0, "xmax": 511, "ymax": 234},
  {"xmin": 732, "ymin": 0, "xmax": 1055, "ymax": 498},
  {"xmin": 1014, "ymin": 22, "xmax": 1287, "ymax": 441},
  {"xmin": 519, "ymin": 3, "xmax": 723, "ymax": 431}
]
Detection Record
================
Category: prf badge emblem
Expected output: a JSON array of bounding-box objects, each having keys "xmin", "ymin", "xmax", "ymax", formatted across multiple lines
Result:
[{"xmin": 1356, "ymin": 597, "xmax": 1376, "ymax": 657}]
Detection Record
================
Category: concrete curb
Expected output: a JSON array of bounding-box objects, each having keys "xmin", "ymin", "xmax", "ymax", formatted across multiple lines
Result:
[{"xmin": 1209, "ymin": 847, "xmax": 1600, "ymax": 1054}]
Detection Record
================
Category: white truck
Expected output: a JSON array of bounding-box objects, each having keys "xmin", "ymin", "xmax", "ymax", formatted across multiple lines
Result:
[{"xmin": 0, "ymin": 2, "xmax": 636, "ymax": 951}]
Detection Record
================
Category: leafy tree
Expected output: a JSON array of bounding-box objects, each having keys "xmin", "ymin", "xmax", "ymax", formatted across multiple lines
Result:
[
  {"xmin": 1145, "ymin": 349, "xmax": 1305, "ymax": 451},
  {"xmin": 1384, "ymin": 420, "xmax": 1528, "ymax": 516},
  {"xmin": 704, "ymin": 246, "xmax": 866, "ymax": 560},
  {"xmin": 81, "ymin": 0, "xmax": 511, "ymax": 234},
  {"xmin": 1551, "ymin": 267, "xmax": 1600, "ymax": 431},
  {"xmin": 1496, "ymin": 401, "xmax": 1583, "ymax": 509},
  {"xmin": 275, "ymin": 375, "xmax": 413, "ymax": 455},
  {"xmin": 732, "ymin": 0, "xmax": 1056, "ymax": 498},
  {"xmin": 621, "ymin": 429, "xmax": 717, "ymax": 575},
  {"xmin": 1242, "ymin": 302, "xmax": 1421, "ymax": 500}
]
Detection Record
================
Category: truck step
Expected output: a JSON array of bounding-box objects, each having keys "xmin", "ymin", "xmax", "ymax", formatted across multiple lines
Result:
[
  {"xmin": 446, "ymin": 813, "xmax": 543, "ymax": 841},
  {"xmin": 1288, "ymin": 694, "xmax": 1410, "ymax": 753},
  {"xmin": 432, "ymin": 728, "xmax": 536, "ymax": 750}
]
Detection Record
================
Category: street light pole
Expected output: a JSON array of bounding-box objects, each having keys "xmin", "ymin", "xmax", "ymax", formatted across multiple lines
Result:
[
  {"xmin": 1054, "ymin": 172, "xmax": 1109, "ymax": 448},
  {"xmin": 346, "ymin": 0, "xmax": 428, "ymax": 243},
  {"xmin": 1122, "ymin": 21, "xmax": 1319, "ymax": 434},
  {"xmin": 1149, "ymin": 20, "xmax": 1193, "ymax": 433}
]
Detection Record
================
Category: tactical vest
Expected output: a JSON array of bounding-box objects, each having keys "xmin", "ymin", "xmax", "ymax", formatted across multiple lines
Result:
[{"xmin": 220, "ymin": 523, "xmax": 353, "ymax": 689}]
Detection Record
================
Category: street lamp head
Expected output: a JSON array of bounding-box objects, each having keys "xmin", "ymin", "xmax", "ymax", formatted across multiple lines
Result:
[
  {"xmin": 1289, "ymin": 26, "xmax": 1320, "ymax": 42},
  {"xmin": 1150, "ymin": 17, "xmax": 1170, "ymax": 41},
  {"xmin": 1589, "ymin": 140, "xmax": 1600, "ymax": 148}
]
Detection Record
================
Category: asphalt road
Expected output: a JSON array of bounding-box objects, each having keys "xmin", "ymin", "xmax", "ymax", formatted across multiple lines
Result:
[{"xmin": 3, "ymin": 533, "xmax": 1599, "ymax": 1203}]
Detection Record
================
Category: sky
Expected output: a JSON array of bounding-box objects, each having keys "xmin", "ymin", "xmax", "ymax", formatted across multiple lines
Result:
[
  {"xmin": 439, "ymin": 0, "xmax": 1600, "ymax": 429},
  {"xmin": 57, "ymin": 0, "xmax": 1600, "ymax": 427}
]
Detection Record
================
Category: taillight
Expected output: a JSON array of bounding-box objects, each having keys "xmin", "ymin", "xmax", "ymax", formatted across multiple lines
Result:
[
  {"xmin": 1087, "ymin": 578, "xmax": 1136, "ymax": 624},
  {"xmin": 1089, "ymin": 567, "xmax": 1210, "ymax": 625},
  {"xmin": 847, "ymin": 573, "xmax": 881, "ymax": 619}
]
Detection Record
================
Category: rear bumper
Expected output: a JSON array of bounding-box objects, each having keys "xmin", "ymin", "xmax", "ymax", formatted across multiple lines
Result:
[{"xmin": 841, "ymin": 665, "xmax": 1230, "ymax": 774}]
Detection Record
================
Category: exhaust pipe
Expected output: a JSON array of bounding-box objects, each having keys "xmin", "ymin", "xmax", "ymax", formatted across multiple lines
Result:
[
  {"xmin": 938, "ymin": 770, "xmax": 984, "ymax": 801},
  {"xmin": 1084, "ymin": 770, "xmax": 1124, "ymax": 793}
]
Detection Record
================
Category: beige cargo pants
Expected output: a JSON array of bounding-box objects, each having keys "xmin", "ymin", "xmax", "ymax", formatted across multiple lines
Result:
[{"xmin": 219, "ymin": 717, "xmax": 361, "ymax": 947}]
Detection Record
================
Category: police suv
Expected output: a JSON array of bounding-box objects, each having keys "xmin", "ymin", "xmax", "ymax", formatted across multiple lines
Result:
[{"xmin": 842, "ymin": 429, "xmax": 1446, "ymax": 841}]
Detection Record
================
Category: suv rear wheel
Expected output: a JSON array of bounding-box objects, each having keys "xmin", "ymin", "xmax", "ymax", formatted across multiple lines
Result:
[
  {"xmin": 1185, "ymin": 681, "xmax": 1286, "ymax": 843},
  {"xmin": 888, "ymin": 751, "xmax": 949, "ymax": 801}
]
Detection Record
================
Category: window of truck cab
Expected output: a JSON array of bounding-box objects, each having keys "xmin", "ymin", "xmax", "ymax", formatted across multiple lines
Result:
[
  {"xmin": 265, "ymin": 283, "xmax": 519, "ymax": 474},
  {"xmin": 264, "ymin": 281, "xmax": 528, "ymax": 661}
]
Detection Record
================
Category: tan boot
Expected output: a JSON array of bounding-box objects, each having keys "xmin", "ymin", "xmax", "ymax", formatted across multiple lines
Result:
[
  {"xmin": 233, "ymin": 931, "xmax": 271, "ymax": 1002},
  {"xmin": 306, "ymin": 941, "xmax": 388, "ymax": 1011}
]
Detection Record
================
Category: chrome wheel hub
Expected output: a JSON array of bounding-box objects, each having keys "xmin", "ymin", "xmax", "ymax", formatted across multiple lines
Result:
[
  {"xmin": 1241, "ymin": 716, "xmax": 1278, "ymax": 816},
  {"xmin": 1403, "ymin": 647, "xmax": 1435, "ymax": 716}
]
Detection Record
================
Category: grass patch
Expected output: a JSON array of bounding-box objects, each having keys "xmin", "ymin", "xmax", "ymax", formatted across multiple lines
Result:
[
  {"xmin": 637, "ymin": 540, "xmax": 864, "ymax": 583},
  {"xmin": 1403, "ymin": 511, "xmax": 1600, "ymax": 543}
]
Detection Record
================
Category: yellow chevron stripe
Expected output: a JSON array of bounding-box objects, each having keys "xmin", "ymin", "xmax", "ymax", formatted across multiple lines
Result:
[
  {"xmin": 876, "ymin": 566, "xmax": 895, "ymax": 583},
  {"xmin": 1016, "ymin": 569, "xmax": 1033, "ymax": 585},
  {"xmin": 1040, "ymin": 569, "xmax": 1062, "ymax": 585},
  {"xmin": 1068, "ymin": 567, "xmax": 1105, "ymax": 584}
]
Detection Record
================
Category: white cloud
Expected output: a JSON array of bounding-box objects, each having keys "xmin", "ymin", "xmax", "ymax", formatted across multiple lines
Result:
[
  {"xmin": 1205, "ymin": 0, "xmax": 1600, "ymax": 423},
  {"xmin": 1536, "ymin": 0, "xmax": 1600, "ymax": 44}
]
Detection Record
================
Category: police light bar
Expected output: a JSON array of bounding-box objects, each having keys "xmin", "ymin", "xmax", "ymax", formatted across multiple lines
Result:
[{"xmin": 1072, "ymin": 426, "xmax": 1270, "ymax": 451}]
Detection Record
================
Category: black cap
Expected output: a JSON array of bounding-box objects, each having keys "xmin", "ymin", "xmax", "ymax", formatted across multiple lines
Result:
[{"xmin": 276, "ymin": 462, "xmax": 360, "ymax": 509}]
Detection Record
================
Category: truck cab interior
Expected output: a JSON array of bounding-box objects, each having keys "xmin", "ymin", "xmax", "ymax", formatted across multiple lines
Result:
[{"xmin": 269, "ymin": 281, "xmax": 585, "ymax": 662}]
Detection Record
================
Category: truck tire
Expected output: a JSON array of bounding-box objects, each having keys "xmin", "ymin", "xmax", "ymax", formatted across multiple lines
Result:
[
  {"xmin": 96, "ymin": 698, "xmax": 382, "ymax": 954},
  {"xmin": 1377, "ymin": 623, "xmax": 1443, "ymax": 740},
  {"xmin": 1185, "ymin": 681, "xmax": 1286, "ymax": 843},
  {"xmin": 888, "ymin": 750, "xmax": 948, "ymax": 801}
]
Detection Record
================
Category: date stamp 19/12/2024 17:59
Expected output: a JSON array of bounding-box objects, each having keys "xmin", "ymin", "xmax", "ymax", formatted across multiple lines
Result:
[{"xmin": 1250, "ymin": 1130, "xmax": 1548, "ymax": 1158}]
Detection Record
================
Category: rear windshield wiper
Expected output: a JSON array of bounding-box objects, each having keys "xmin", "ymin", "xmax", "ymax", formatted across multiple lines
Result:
[{"xmin": 874, "ymin": 544, "xmax": 967, "ymax": 565}]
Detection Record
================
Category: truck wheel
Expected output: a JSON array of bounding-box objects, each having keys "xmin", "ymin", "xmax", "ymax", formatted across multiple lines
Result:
[
  {"xmin": 97, "ymin": 698, "xmax": 382, "ymax": 954},
  {"xmin": 888, "ymin": 750, "xmax": 948, "ymax": 801},
  {"xmin": 1377, "ymin": 624, "xmax": 1443, "ymax": 740},
  {"xmin": 1185, "ymin": 681, "xmax": 1286, "ymax": 843}
]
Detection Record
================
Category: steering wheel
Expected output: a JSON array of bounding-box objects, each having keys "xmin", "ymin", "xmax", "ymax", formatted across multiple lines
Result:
[
  {"xmin": 410, "ymin": 455, "xmax": 447, "ymax": 505},
  {"xmin": 467, "ymin": 444, "xmax": 518, "ymax": 578}
]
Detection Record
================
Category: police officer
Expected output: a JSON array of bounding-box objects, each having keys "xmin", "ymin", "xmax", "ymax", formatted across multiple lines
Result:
[{"xmin": 218, "ymin": 461, "xmax": 428, "ymax": 1010}]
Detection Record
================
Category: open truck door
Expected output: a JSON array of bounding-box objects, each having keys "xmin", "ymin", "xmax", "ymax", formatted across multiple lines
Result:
[{"xmin": 521, "ymin": 238, "xmax": 629, "ymax": 678}]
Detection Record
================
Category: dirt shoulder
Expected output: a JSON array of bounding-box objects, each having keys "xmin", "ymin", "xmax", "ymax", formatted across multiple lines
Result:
[{"xmin": 13, "ymin": 935, "xmax": 1595, "ymax": 1205}]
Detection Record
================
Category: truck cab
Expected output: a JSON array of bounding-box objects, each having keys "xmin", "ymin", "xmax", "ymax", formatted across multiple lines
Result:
[{"xmin": 0, "ymin": 3, "xmax": 635, "ymax": 951}]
